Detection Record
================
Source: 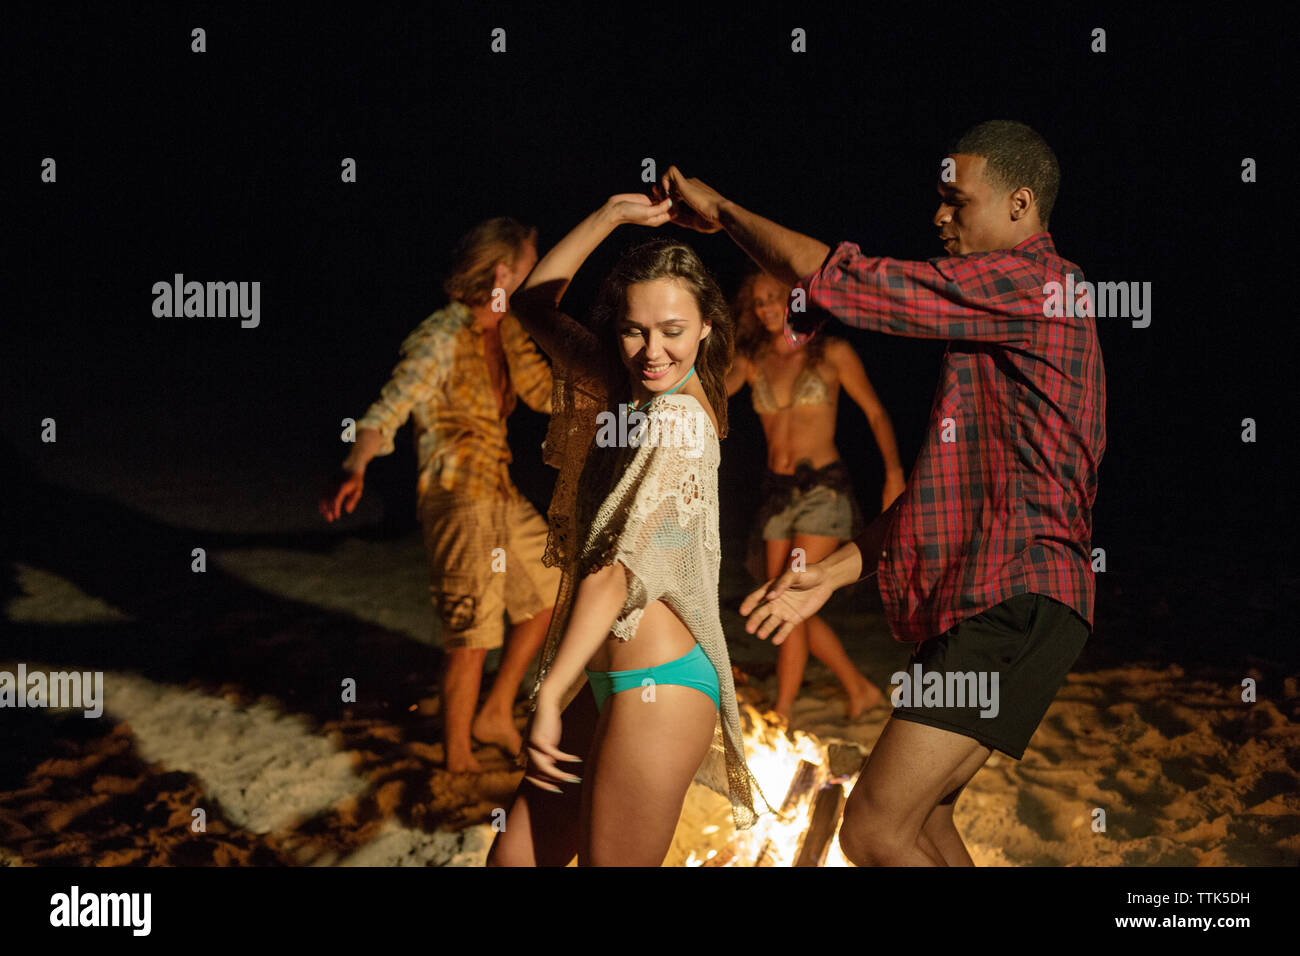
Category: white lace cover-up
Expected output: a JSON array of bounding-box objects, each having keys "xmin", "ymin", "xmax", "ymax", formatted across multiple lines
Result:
[{"xmin": 531, "ymin": 388, "xmax": 764, "ymax": 830}]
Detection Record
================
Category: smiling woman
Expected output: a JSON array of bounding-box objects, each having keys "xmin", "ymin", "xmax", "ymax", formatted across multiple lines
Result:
[
  {"xmin": 586, "ymin": 238, "xmax": 732, "ymax": 439},
  {"xmin": 484, "ymin": 194, "xmax": 770, "ymax": 867}
]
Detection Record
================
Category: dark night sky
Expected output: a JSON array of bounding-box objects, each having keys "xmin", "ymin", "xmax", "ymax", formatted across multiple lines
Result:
[{"xmin": 5, "ymin": 4, "xmax": 1289, "ymax": 573}]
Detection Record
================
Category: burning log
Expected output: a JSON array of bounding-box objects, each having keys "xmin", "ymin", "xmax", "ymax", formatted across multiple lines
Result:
[
  {"xmin": 676, "ymin": 706, "xmax": 860, "ymax": 866},
  {"xmin": 752, "ymin": 758, "xmax": 827, "ymax": 865},
  {"xmin": 780, "ymin": 759, "xmax": 824, "ymax": 813},
  {"xmin": 700, "ymin": 846, "xmax": 737, "ymax": 867},
  {"xmin": 794, "ymin": 783, "xmax": 846, "ymax": 867}
]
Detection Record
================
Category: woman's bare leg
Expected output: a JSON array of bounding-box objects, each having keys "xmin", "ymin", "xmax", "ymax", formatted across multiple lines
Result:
[
  {"xmin": 580, "ymin": 684, "xmax": 719, "ymax": 866},
  {"xmin": 767, "ymin": 539, "xmax": 810, "ymax": 721},
  {"xmin": 792, "ymin": 533, "xmax": 883, "ymax": 717},
  {"xmin": 485, "ymin": 684, "xmax": 599, "ymax": 866}
]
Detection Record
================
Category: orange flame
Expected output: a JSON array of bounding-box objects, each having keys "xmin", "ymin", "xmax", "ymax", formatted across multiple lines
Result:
[{"xmin": 681, "ymin": 703, "xmax": 855, "ymax": 867}]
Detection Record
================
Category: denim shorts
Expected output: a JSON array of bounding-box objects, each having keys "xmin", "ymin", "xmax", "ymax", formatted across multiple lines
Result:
[{"xmin": 761, "ymin": 483, "xmax": 854, "ymax": 540}]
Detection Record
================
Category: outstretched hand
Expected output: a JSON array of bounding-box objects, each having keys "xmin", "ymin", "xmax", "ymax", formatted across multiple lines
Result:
[
  {"xmin": 319, "ymin": 468, "xmax": 364, "ymax": 522},
  {"xmin": 739, "ymin": 563, "xmax": 835, "ymax": 645},
  {"xmin": 606, "ymin": 192, "xmax": 674, "ymax": 228}
]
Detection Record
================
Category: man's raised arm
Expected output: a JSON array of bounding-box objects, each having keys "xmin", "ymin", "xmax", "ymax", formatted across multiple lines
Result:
[
  {"xmin": 659, "ymin": 167, "xmax": 831, "ymax": 286},
  {"xmin": 661, "ymin": 166, "xmax": 1042, "ymax": 347}
]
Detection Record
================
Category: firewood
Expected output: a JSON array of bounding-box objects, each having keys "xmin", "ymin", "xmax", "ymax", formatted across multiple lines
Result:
[
  {"xmin": 780, "ymin": 759, "xmax": 824, "ymax": 813},
  {"xmin": 794, "ymin": 783, "xmax": 846, "ymax": 867},
  {"xmin": 701, "ymin": 846, "xmax": 737, "ymax": 867}
]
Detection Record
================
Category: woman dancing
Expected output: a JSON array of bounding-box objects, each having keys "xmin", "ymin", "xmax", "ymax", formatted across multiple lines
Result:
[
  {"xmin": 486, "ymin": 193, "xmax": 767, "ymax": 866},
  {"xmin": 727, "ymin": 270, "xmax": 907, "ymax": 721}
]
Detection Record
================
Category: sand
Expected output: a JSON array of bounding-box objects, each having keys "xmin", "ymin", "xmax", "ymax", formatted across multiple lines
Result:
[{"xmin": 3, "ymin": 524, "xmax": 1297, "ymax": 867}]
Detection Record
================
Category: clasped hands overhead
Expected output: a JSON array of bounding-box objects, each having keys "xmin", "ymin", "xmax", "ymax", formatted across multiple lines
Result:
[{"xmin": 604, "ymin": 166, "xmax": 727, "ymax": 234}]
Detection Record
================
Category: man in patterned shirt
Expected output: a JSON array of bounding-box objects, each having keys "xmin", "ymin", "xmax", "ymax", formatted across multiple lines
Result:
[
  {"xmin": 320, "ymin": 218, "xmax": 561, "ymax": 773},
  {"xmin": 664, "ymin": 120, "xmax": 1105, "ymax": 865}
]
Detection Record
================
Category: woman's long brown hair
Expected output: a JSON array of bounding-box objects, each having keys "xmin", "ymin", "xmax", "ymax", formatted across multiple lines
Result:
[{"xmin": 589, "ymin": 238, "xmax": 736, "ymax": 439}]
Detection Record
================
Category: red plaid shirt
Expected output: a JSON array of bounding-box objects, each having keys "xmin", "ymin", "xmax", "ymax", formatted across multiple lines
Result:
[{"xmin": 797, "ymin": 233, "xmax": 1106, "ymax": 644}]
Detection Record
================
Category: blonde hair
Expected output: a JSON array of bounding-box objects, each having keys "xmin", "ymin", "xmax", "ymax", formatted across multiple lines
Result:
[
  {"xmin": 442, "ymin": 217, "xmax": 538, "ymax": 306},
  {"xmin": 732, "ymin": 270, "xmax": 827, "ymax": 364}
]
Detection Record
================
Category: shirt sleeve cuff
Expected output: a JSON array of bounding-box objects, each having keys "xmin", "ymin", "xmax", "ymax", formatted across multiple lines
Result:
[
  {"xmin": 355, "ymin": 414, "xmax": 396, "ymax": 456},
  {"xmin": 850, "ymin": 493, "xmax": 902, "ymax": 582},
  {"xmin": 785, "ymin": 241, "xmax": 858, "ymax": 339},
  {"xmin": 801, "ymin": 241, "xmax": 859, "ymax": 307}
]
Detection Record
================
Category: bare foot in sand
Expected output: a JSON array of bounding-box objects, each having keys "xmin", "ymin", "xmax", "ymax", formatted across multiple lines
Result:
[
  {"xmin": 471, "ymin": 709, "xmax": 523, "ymax": 757},
  {"xmin": 445, "ymin": 747, "xmax": 485, "ymax": 773},
  {"xmin": 846, "ymin": 678, "xmax": 885, "ymax": 719}
]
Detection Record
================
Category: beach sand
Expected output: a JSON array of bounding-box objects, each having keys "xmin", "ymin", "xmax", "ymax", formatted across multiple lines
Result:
[
  {"xmin": 1, "ymin": 418, "xmax": 1295, "ymax": 866},
  {"xmin": 3, "ymin": 518, "xmax": 1296, "ymax": 866}
]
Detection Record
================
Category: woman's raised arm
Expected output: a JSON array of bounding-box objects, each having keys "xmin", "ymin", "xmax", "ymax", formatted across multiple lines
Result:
[{"xmin": 511, "ymin": 195, "xmax": 673, "ymax": 374}]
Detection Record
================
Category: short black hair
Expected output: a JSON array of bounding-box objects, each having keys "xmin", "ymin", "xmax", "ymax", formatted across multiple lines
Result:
[{"xmin": 950, "ymin": 120, "xmax": 1060, "ymax": 229}]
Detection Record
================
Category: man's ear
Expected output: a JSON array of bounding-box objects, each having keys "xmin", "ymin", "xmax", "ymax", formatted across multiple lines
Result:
[{"xmin": 1009, "ymin": 186, "xmax": 1035, "ymax": 222}]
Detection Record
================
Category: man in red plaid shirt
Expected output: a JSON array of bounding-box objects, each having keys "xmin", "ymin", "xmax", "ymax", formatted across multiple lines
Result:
[{"xmin": 662, "ymin": 120, "xmax": 1105, "ymax": 866}]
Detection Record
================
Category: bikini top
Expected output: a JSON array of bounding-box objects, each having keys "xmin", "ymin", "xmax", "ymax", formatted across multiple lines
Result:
[{"xmin": 750, "ymin": 358, "xmax": 834, "ymax": 415}]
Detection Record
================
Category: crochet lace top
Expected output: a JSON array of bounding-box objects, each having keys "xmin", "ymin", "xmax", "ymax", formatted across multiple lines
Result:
[{"xmin": 512, "ymin": 287, "xmax": 767, "ymax": 830}]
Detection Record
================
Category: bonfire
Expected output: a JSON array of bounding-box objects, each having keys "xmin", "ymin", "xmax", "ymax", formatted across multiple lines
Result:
[{"xmin": 670, "ymin": 702, "xmax": 860, "ymax": 867}]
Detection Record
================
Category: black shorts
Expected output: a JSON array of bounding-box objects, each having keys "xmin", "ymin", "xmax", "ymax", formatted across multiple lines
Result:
[{"xmin": 889, "ymin": 592, "xmax": 1089, "ymax": 760}]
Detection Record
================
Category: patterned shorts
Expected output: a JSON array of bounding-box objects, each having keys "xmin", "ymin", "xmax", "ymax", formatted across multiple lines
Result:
[{"xmin": 418, "ymin": 483, "xmax": 562, "ymax": 650}]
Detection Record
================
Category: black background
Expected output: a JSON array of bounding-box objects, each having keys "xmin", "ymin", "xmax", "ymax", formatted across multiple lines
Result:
[{"xmin": 5, "ymin": 4, "xmax": 1290, "ymax": 643}]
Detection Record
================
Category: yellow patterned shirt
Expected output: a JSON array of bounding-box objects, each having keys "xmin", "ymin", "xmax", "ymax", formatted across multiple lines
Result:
[{"xmin": 357, "ymin": 301, "xmax": 553, "ymax": 501}]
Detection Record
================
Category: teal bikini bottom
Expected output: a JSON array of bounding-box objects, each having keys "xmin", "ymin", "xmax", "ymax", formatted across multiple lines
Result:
[{"xmin": 585, "ymin": 643, "xmax": 720, "ymax": 712}]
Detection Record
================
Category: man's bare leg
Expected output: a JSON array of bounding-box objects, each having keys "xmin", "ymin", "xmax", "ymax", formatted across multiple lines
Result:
[
  {"xmin": 920, "ymin": 739, "xmax": 991, "ymax": 866},
  {"xmin": 443, "ymin": 646, "xmax": 488, "ymax": 772},
  {"xmin": 473, "ymin": 607, "xmax": 554, "ymax": 755},
  {"xmin": 838, "ymin": 716, "xmax": 991, "ymax": 866},
  {"xmin": 921, "ymin": 799, "xmax": 975, "ymax": 866},
  {"xmin": 913, "ymin": 750, "xmax": 987, "ymax": 865}
]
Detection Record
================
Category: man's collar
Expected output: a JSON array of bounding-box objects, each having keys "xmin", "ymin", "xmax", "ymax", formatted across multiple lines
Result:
[
  {"xmin": 448, "ymin": 300, "xmax": 483, "ymax": 334},
  {"xmin": 1014, "ymin": 232, "xmax": 1055, "ymax": 254}
]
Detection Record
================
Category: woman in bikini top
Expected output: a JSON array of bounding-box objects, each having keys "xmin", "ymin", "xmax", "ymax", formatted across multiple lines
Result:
[
  {"xmin": 725, "ymin": 270, "xmax": 907, "ymax": 722},
  {"xmin": 487, "ymin": 193, "xmax": 768, "ymax": 867},
  {"xmin": 748, "ymin": 355, "xmax": 834, "ymax": 414}
]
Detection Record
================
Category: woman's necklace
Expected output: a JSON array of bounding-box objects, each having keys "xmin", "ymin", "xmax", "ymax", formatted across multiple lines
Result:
[{"xmin": 629, "ymin": 365, "xmax": 695, "ymax": 411}]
